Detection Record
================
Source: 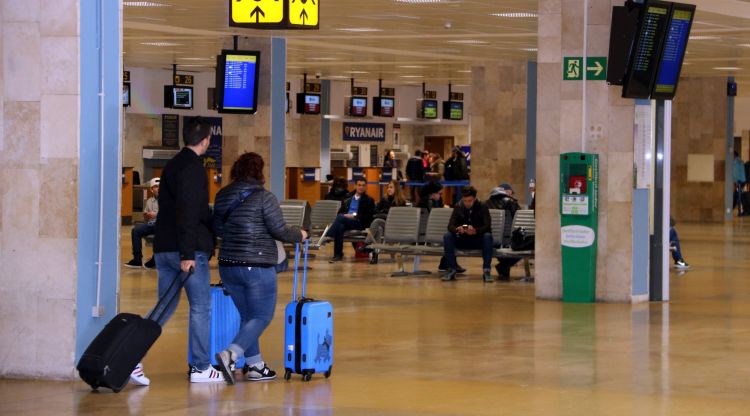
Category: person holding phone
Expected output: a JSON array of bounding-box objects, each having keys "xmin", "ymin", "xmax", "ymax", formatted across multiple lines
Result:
[{"xmin": 442, "ymin": 186, "xmax": 493, "ymax": 282}]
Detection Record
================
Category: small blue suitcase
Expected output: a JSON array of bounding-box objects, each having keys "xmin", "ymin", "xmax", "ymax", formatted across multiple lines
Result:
[
  {"xmin": 284, "ymin": 241, "xmax": 334, "ymax": 381},
  {"xmin": 188, "ymin": 284, "xmax": 245, "ymax": 368}
]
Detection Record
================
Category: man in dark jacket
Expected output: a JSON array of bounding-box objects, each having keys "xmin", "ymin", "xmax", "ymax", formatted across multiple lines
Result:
[
  {"xmin": 149, "ymin": 116, "xmax": 225, "ymax": 384},
  {"xmin": 486, "ymin": 183, "xmax": 522, "ymax": 280},
  {"xmin": 442, "ymin": 186, "xmax": 493, "ymax": 282},
  {"xmin": 406, "ymin": 150, "xmax": 426, "ymax": 202},
  {"xmin": 327, "ymin": 177, "xmax": 376, "ymax": 262}
]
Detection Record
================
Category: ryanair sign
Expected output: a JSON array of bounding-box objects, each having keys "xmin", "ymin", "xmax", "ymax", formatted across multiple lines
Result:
[{"xmin": 343, "ymin": 122, "xmax": 386, "ymax": 142}]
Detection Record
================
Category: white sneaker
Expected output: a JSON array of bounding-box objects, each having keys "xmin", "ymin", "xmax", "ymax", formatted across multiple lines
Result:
[
  {"xmin": 189, "ymin": 366, "xmax": 226, "ymax": 383},
  {"xmin": 129, "ymin": 363, "xmax": 150, "ymax": 386},
  {"xmin": 674, "ymin": 260, "xmax": 690, "ymax": 270}
]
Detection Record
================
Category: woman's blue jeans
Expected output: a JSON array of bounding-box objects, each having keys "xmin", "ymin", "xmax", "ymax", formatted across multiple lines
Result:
[{"xmin": 219, "ymin": 265, "xmax": 278, "ymax": 364}]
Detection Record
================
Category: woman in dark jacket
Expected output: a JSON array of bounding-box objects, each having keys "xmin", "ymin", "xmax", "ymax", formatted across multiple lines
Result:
[
  {"xmin": 364, "ymin": 180, "xmax": 406, "ymax": 264},
  {"xmin": 213, "ymin": 152, "xmax": 307, "ymax": 385}
]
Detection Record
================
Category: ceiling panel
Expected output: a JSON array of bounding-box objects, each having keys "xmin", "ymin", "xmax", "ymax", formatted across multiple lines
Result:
[{"xmin": 123, "ymin": 0, "xmax": 750, "ymax": 85}]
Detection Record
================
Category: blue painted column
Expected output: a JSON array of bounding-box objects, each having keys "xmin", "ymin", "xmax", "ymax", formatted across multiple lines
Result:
[
  {"xmin": 525, "ymin": 61, "xmax": 537, "ymax": 205},
  {"xmin": 320, "ymin": 80, "xmax": 331, "ymax": 179},
  {"xmin": 270, "ymin": 38, "xmax": 287, "ymax": 199},
  {"xmin": 76, "ymin": 0, "xmax": 122, "ymax": 361}
]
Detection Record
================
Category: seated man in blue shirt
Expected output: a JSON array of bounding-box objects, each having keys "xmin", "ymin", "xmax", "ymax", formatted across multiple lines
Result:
[{"xmin": 327, "ymin": 177, "xmax": 376, "ymax": 263}]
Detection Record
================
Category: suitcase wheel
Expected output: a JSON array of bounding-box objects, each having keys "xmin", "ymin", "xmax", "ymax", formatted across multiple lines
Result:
[
  {"xmin": 324, "ymin": 367, "xmax": 332, "ymax": 378},
  {"xmin": 303, "ymin": 372, "xmax": 312, "ymax": 382},
  {"xmin": 284, "ymin": 369, "xmax": 292, "ymax": 381}
]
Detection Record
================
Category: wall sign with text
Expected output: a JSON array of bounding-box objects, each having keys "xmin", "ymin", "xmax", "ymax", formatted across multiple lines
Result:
[{"xmin": 343, "ymin": 122, "xmax": 386, "ymax": 142}]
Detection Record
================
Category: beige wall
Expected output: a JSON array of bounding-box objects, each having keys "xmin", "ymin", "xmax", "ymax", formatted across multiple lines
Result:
[
  {"xmin": 671, "ymin": 77, "xmax": 728, "ymax": 223},
  {"xmin": 0, "ymin": 0, "xmax": 80, "ymax": 378},
  {"xmin": 536, "ymin": 0, "xmax": 636, "ymax": 302},
  {"xmin": 470, "ymin": 62, "xmax": 528, "ymax": 198}
]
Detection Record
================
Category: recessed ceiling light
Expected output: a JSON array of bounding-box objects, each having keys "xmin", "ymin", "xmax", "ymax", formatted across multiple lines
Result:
[
  {"xmin": 400, "ymin": 75, "xmax": 423, "ymax": 78},
  {"xmin": 457, "ymin": 70, "xmax": 472, "ymax": 73},
  {"xmin": 689, "ymin": 36, "xmax": 719, "ymax": 40},
  {"xmin": 739, "ymin": 44, "xmax": 750, "ymax": 48},
  {"xmin": 124, "ymin": 1, "xmax": 171, "ymax": 6},
  {"xmin": 399, "ymin": 65, "xmax": 426, "ymax": 68},
  {"xmin": 447, "ymin": 40, "xmax": 489, "ymax": 45},
  {"xmin": 490, "ymin": 12, "xmax": 537, "ymax": 18},
  {"xmin": 140, "ymin": 42, "xmax": 181, "ymax": 47},
  {"xmin": 336, "ymin": 28, "xmax": 384, "ymax": 32},
  {"xmin": 347, "ymin": 71, "xmax": 370, "ymax": 74},
  {"xmin": 394, "ymin": 0, "xmax": 445, "ymax": 4},
  {"xmin": 713, "ymin": 67, "xmax": 742, "ymax": 71},
  {"xmin": 520, "ymin": 48, "xmax": 538, "ymax": 52}
]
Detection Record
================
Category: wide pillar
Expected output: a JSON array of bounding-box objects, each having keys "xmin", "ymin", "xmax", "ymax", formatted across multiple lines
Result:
[{"xmin": 536, "ymin": 0, "xmax": 637, "ymax": 302}]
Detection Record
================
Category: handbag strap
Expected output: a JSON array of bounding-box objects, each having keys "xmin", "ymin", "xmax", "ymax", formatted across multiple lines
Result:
[{"xmin": 222, "ymin": 190, "xmax": 255, "ymax": 223}]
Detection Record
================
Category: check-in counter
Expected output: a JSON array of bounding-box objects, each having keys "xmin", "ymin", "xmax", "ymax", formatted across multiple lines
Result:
[{"xmin": 286, "ymin": 167, "xmax": 323, "ymax": 206}]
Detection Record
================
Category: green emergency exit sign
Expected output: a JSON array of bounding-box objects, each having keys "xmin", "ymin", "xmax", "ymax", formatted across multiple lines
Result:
[{"xmin": 563, "ymin": 57, "xmax": 607, "ymax": 81}]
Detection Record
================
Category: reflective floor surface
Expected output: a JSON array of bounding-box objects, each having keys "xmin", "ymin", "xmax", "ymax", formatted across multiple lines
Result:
[{"xmin": 2, "ymin": 220, "xmax": 750, "ymax": 415}]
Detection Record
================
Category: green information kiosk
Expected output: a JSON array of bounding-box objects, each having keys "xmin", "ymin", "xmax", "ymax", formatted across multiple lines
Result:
[{"xmin": 560, "ymin": 152, "xmax": 599, "ymax": 303}]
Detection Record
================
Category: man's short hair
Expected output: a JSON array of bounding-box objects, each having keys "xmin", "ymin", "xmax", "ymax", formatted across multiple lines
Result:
[
  {"xmin": 355, "ymin": 177, "xmax": 367, "ymax": 184},
  {"xmin": 415, "ymin": 150, "xmax": 422, "ymax": 157},
  {"xmin": 183, "ymin": 117, "xmax": 211, "ymax": 147},
  {"xmin": 461, "ymin": 186, "xmax": 477, "ymax": 198}
]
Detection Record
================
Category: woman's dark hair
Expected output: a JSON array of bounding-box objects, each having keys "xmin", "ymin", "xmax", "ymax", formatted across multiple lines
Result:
[
  {"xmin": 230, "ymin": 152, "xmax": 265, "ymax": 182},
  {"xmin": 384, "ymin": 149, "xmax": 393, "ymax": 162}
]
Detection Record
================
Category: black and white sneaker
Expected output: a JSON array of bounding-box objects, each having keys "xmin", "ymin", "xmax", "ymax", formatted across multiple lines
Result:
[
  {"xmin": 124, "ymin": 259, "xmax": 142, "ymax": 269},
  {"xmin": 215, "ymin": 350, "xmax": 236, "ymax": 385},
  {"xmin": 674, "ymin": 260, "xmax": 690, "ymax": 270},
  {"xmin": 243, "ymin": 363, "xmax": 277, "ymax": 381}
]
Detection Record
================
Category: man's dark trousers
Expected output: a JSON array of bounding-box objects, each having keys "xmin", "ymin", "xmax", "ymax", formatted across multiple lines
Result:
[
  {"xmin": 443, "ymin": 232, "xmax": 493, "ymax": 270},
  {"xmin": 330, "ymin": 216, "xmax": 364, "ymax": 257}
]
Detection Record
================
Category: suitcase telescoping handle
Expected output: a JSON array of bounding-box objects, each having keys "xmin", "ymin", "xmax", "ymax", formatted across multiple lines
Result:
[
  {"xmin": 292, "ymin": 240, "xmax": 309, "ymax": 300},
  {"xmin": 146, "ymin": 266, "xmax": 194, "ymax": 323}
]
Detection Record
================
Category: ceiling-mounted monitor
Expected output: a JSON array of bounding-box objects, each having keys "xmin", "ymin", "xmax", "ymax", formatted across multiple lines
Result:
[
  {"xmin": 419, "ymin": 99, "xmax": 438, "ymax": 119},
  {"xmin": 296, "ymin": 93, "xmax": 321, "ymax": 115},
  {"xmin": 621, "ymin": 0, "xmax": 673, "ymax": 99},
  {"xmin": 373, "ymin": 97, "xmax": 395, "ymax": 117},
  {"xmin": 650, "ymin": 2, "xmax": 695, "ymax": 100},
  {"xmin": 350, "ymin": 96, "xmax": 367, "ymax": 117},
  {"xmin": 215, "ymin": 50, "xmax": 260, "ymax": 114},
  {"xmin": 442, "ymin": 101, "xmax": 463, "ymax": 120}
]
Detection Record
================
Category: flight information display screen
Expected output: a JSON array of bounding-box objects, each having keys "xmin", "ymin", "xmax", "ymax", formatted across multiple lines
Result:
[
  {"xmin": 651, "ymin": 4, "xmax": 695, "ymax": 99},
  {"xmin": 217, "ymin": 50, "xmax": 260, "ymax": 114},
  {"xmin": 622, "ymin": 1, "xmax": 672, "ymax": 99}
]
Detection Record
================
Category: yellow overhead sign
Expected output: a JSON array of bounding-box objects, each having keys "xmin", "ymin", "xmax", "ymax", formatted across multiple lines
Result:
[
  {"xmin": 231, "ymin": 0, "xmax": 283, "ymax": 24},
  {"xmin": 229, "ymin": 0, "xmax": 319, "ymax": 30},
  {"xmin": 288, "ymin": 0, "xmax": 318, "ymax": 27}
]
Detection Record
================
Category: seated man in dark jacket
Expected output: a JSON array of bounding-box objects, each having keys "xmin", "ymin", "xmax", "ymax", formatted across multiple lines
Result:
[
  {"xmin": 442, "ymin": 186, "xmax": 494, "ymax": 282},
  {"xmin": 486, "ymin": 183, "xmax": 522, "ymax": 280},
  {"xmin": 327, "ymin": 177, "xmax": 376, "ymax": 262}
]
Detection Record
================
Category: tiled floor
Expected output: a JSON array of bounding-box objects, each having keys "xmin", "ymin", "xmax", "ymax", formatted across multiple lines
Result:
[{"xmin": 2, "ymin": 221, "xmax": 750, "ymax": 415}]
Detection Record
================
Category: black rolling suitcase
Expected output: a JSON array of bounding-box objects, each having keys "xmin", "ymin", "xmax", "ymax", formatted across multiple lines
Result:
[{"xmin": 76, "ymin": 269, "xmax": 191, "ymax": 392}]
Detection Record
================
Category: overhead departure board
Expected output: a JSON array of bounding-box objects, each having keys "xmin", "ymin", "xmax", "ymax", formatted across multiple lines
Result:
[
  {"xmin": 622, "ymin": 1, "xmax": 673, "ymax": 99},
  {"xmin": 651, "ymin": 3, "xmax": 695, "ymax": 99}
]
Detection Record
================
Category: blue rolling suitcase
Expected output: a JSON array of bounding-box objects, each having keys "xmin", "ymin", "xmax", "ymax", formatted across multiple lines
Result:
[
  {"xmin": 188, "ymin": 284, "xmax": 245, "ymax": 368},
  {"xmin": 284, "ymin": 241, "xmax": 334, "ymax": 382}
]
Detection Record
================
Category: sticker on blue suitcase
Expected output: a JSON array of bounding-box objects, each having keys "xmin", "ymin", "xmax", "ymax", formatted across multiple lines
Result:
[{"xmin": 315, "ymin": 330, "xmax": 332, "ymax": 364}]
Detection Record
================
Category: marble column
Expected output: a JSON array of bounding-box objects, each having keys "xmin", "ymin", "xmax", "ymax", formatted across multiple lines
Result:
[{"xmin": 536, "ymin": 0, "xmax": 637, "ymax": 302}]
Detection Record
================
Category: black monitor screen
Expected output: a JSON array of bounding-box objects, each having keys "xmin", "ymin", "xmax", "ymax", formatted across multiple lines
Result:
[
  {"xmin": 651, "ymin": 3, "xmax": 695, "ymax": 100},
  {"xmin": 374, "ymin": 97, "xmax": 395, "ymax": 117},
  {"xmin": 296, "ymin": 93, "xmax": 321, "ymax": 114},
  {"xmin": 606, "ymin": 4, "xmax": 642, "ymax": 86},
  {"xmin": 216, "ymin": 50, "xmax": 260, "ymax": 114},
  {"xmin": 350, "ymin": 96, "xmax": 367, "ymax": 117},
  {"xmin": 172, "ymin": 87, "xmax": 193, "ymax": 109},
  {"xmin": 123, "ymin": 83, "xmax": 131, "ymax": 107},
  {"xmin": 422, "ymin": 99, "xmax": 438, "ymax": 119},
  {"xmin": 443, "ymin": 101, "xmax": 463, "ymax": 120},
  {"xmin": 622, "ymin": 1, "xmax": 673, "ymax": 99}
]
